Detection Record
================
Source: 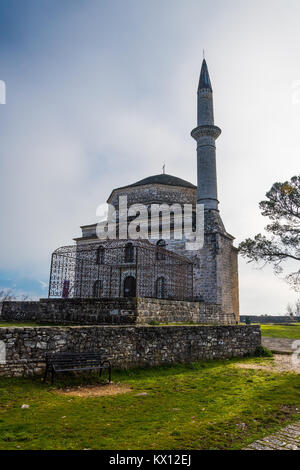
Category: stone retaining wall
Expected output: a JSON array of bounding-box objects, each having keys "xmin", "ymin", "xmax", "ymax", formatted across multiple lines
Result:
[
  {"xmin": 1, "ymin": 298, "xmax": 138, "ymax": 325},
  {"xmin": 1, "ymin": 298, "xmax": 237, "ymax": 325},
  {"xmin": 0, "ymin": 325, "xmax": 261, "ymax": 376},
  {"xmin": 240, "ymin": 315, "xmax": 300, "ymax": 324}
]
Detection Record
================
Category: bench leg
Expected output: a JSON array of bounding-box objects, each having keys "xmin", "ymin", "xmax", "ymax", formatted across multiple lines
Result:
[
  {"xmin": 108, "ymin": 366, "xmax": 111, "ymax": 383},
  {"xmin": 43, "ymin": 365, "xmax": 48, "ymax": 383},
  {"xmin": 51, "ymin": 369, "xmax": 55, "ymax": 385},
  {"xmin": 99, "ymin": 367, "xmax": 102, "ymax": 378}
]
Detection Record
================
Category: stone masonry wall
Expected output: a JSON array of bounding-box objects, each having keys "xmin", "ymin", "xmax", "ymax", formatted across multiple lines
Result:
[
  {"xmin": 136, "ymin": 298, "xmax": 199, "ymax": 324},
  {"xmin": 0, "ymin": 325, "xmax": 261, "ymax": 377},
  {"xmin": 1, "ymin": 298, "xmax": 236, "ymax": 325},
  {"xmin": 1, "ymin": 298, "xmax": 138, "ymax": 325},
  {"xmin": 194, "ymin": 233, "xmax": 218, "ymax": 304},
  {"xmin": 136, "ymin": 298, "xmax": 235, "ymax": 325},
  {"xmin": 231, "ymin": 247, "xmax": 240, "ymax": 323},
  {"xmin": 107, "ymin": 184, "xmax": 197, "ymax": 211},
  {"xmin": 217, "ymin": 234, "xmax": 239, "ymax": 319}
]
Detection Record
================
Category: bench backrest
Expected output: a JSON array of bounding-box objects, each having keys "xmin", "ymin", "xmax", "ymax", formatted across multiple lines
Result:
[{"xmin": 46, "ymin": 352, "xmax": 103, "ymax": 367}]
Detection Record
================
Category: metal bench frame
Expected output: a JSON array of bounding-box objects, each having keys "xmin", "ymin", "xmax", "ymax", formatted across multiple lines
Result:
[{"xmin": 44, "ymin": 352, "xmax": 112, "ymax": 385}]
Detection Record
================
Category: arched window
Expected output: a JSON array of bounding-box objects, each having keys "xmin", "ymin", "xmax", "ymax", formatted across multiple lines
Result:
[
  {"xmin": 124, "ymin": 242, "xmax": 134, "ymax": 263},
  {"xmin": 124, "ymin": 276, "xmax": 136, "ymax": 297},
  {"xmin": 156, "ymin": 239, "xmax": 166, "ymax": 260},
  {"xmin": 93, "ymin": 280, "xmax": 102, "ymax": 298},
  {"xmin": 156, "ymin": 277, "xmax": 166, "ymax": 299},
  {"xmin": 96, "ymin": 246, "xmax": 105, "ymax": 265},
  {"xmin": 192, "ymin": 211, "xmax": 196, "ymax": 231},
  {"xmin": 62, "ymin": 280, "xmax": 70, "ymax": 299}
]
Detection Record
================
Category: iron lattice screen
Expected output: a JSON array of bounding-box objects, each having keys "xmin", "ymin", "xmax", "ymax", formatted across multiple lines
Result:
[{"xmin": 49, "ymin": 240, "xmax": 193, "ymax": 301}]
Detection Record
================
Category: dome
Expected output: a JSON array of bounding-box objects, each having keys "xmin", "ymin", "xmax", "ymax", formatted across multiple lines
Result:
[{"xmin": 118, "ymin": 174, "xmax": 196, "ymax": 191}]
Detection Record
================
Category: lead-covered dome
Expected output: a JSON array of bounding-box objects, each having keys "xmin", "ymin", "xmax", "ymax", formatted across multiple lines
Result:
[
  {"xmin": 107, "ymin": 173, "xmax": 197, "ymax": 208},
  {"xmin": 117, "ymin": 174, "xmax": 196, "ymax": 191}
]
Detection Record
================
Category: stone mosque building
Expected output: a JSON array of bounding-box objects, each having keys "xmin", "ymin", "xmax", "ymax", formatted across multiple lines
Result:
[{"xmin": 49, "ymin": 60, "xmax": 239, "ymax": 325}]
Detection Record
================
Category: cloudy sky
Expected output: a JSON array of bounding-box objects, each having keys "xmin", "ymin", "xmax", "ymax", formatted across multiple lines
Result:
[{"xmin": 0, "ymin": 0, "xmax": 299, "ymax": 313}]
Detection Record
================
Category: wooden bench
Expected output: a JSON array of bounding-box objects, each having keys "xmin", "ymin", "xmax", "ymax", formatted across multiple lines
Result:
[{"xmin": 44, "ymin": 352, "xmax": 112, "ymax": 384}]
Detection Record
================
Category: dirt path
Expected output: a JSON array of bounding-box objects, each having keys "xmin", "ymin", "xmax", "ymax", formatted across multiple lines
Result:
[
  {"xmin": 262, "ymin": 337, "xmax": 297, "ymax": 354},
  {"xmin": 235, "ymin": 354, "xmax": 300, "ymax": 374},
  {"xmin": 55, "ymin": 383, "xmax": 132, "ymax": 397}
]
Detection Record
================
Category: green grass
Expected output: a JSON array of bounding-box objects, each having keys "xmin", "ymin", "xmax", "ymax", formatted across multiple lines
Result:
[
  {"xmin": 0, "ymin": 358, "xmax": 299, "ymax": 450},
  {"xmin": 260, "ymin": 324, "xmax": 300, "ymax": 340}
]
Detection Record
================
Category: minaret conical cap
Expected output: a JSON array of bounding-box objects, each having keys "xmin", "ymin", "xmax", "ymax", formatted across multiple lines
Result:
[{"xmin": 198, "ymin": 59, "xmax": 212, "ymax": 92}]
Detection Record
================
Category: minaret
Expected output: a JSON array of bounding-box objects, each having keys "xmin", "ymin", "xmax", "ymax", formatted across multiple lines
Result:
[
  {"xmin": 191, "ymin": 59, "xmax": 221, "ymax": 211},
  {"xmin": 189, "ymin": 59, "xmax": 239, "ymax": 323}
]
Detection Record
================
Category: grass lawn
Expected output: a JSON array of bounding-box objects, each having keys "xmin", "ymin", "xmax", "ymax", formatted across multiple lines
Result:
[
  {"xmin": 260, "ymin": 324, "xmax": 300, "ymax": 340},
  {"xmin": 0, "ymin": 358, "xmax": 299, "ymax": 450}
]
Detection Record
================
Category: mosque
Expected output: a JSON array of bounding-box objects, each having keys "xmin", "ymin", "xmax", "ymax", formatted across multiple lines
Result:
[{"xmin": 49, "ymin": 59, "xmax": 239, "ymax": 325}]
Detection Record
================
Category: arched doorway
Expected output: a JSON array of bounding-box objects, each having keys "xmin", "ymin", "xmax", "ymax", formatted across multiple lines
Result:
[
  {"xmin": 124, "ymin": 276, "xmax": 136, "ymax": 297},
  {"xmin": 93, "ymin": 280, "xmax": 102, "ymax": 298}
]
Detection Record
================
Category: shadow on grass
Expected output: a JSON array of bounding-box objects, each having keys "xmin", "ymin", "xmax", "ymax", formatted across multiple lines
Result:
[
  {"xmin": 0, "ymin": 356, "xmax": 276, "ymax": 391},
  {"xmin": 0, "ymin": 356, "xmax": 299, "ymax": 450}
]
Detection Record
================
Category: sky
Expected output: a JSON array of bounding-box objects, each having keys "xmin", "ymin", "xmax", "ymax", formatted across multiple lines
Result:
[{"xmin": 0, "ymin": 0, "xmax": 299, "ymax": 313}]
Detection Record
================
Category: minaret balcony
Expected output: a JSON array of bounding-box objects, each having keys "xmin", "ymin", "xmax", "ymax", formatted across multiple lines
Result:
[{"xmin": 191, "ymin": 125, "xmax": 221, "ymax": 141}]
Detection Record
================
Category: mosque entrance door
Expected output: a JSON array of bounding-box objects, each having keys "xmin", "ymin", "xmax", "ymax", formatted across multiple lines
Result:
[{"xmin": 124, "ymin": 276, "xmax": 136, "ymax": 297}]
